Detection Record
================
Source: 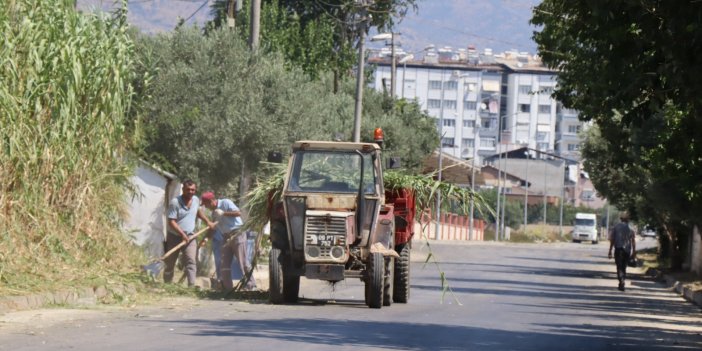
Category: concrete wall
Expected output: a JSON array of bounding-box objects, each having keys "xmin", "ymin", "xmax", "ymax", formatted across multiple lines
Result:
[{"xmin": 123, "ymin": 165, "xmax": 179, "ymax": 259}]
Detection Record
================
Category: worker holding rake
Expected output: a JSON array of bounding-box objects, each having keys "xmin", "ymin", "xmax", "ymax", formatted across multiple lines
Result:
[
  {"xmin": 201, "ymin": 191, "xmax": 256, "ymax": 293},
  {"xmin": 164, "ymin": 179, "xmax": 216, "ymax": 287}
]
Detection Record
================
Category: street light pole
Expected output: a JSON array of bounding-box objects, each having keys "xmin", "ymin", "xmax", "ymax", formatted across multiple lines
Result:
[
  {"xmin": 543, "ymin": 156, "xmax": 548, "ymax": 225},
  {"xmin": 469, "ymin": 143, "xmax": 477, "ymax": 240},
  {"xmin": 523, "ymin": 149, "xmax": 529, "ymax": 233},
  {"xmin": 435, "ymin": 72, "xmax": 447, "ymax": 239},
  {"xmin": 559, "ymin": 161, "xmax": 566, "ymax": 236}
]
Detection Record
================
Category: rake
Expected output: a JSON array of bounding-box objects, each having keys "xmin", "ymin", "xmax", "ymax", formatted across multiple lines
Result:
[{"xmin": 143, "ymin": 223, "xmax": 215, "ymax": 278}]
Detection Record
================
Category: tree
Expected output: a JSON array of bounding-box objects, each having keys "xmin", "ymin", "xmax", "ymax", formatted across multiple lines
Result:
[
  {"xmin": 134, "ymin": 26, "xmax": 437, "ymax": 196},
  {"xmin": 210, "ymin": 0, "xmax": 420, "ymax": 90},
  {"xmin": 532, "ymin": 1, "xmax": 702, "ymax": 268}
]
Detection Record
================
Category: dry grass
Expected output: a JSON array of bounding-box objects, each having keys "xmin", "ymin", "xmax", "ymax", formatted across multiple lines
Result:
[{"xmin": 508, "ymin": 224, "xmax": 573, "ymax": 243}]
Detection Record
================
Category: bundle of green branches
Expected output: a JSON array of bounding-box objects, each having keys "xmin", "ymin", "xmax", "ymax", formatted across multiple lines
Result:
[
  {"xmin": 0, "ymin": 1, "xmax": 143, "ymax": 295},
  {"xmin": 243, "ymin": 165, "xmax": 493, "ymax": 233}
]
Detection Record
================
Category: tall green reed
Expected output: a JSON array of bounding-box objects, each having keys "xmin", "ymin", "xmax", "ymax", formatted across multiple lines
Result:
[{"xmin": 0, "ymin": 0, "xmax": 142, "ymax": 294}]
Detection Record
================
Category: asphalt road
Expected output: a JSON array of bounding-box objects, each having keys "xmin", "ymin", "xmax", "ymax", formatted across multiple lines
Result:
[{"xmin": 1, "ymin": 239, "xmax": 701, "ymax": 351}]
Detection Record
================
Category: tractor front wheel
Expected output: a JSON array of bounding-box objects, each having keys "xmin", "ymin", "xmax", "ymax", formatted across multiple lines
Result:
[
  {"xmin": 383, "ymin": 256, "xmax": 394, "ymax": 306},
  {"xmin": 269, "ymin": 247, "xmax": 299, "ymax": 304},
  {"xmin": 365, "ymin": 252, "xmax": 385, "ymax": 308},
  {"xmin": 269, "ymin": 247, "xmax": 285, "ymax": 304}
]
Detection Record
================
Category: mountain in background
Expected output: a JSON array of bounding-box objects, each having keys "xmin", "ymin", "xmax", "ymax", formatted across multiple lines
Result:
[
  {"xmin": 78, "ymin": 0, "xmax": 541, "ymax": 55},
  {"xmin": 391, "ymin": 0, "xmax": 541, "ymax": 55}
]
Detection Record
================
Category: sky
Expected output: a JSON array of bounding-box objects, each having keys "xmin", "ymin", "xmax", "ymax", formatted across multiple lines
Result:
[
  {"xmin": 77, "ymin": 0, "xmax": 542, "ymax": 55},
  {"xmin": 390, "ymin": 0, "xmax": 542, "ymax": 54}
]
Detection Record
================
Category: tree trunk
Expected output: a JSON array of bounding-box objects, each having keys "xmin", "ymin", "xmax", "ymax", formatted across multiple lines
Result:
[{"xmin": 333, "ymin": 69, "xmax": 339, "ymax": 94}]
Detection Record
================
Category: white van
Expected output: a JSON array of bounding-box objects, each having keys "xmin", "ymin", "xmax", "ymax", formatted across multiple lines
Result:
[{"xmin": 573, "ymin": 213, "xmax": 598, "ymax": 244}]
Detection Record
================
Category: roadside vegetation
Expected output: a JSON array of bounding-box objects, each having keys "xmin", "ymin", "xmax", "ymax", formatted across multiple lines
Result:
[
  {"xmin": 0, "ymin": 0, "xmax": 146, "ymax": 297},
  {"xmin": 1, "ymin": 0, "xmax": 436, "ymax": 298}
]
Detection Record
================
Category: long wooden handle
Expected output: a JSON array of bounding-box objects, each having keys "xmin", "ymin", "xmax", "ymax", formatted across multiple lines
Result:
[{"xmin": 161, "ymin": 222, "xmax": 217, "ymax": 261}]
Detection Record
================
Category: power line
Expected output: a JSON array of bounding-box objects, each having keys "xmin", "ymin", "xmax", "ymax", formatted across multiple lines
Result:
[
  {"xmin": 182, "ymin": 0, "xmax": 210, "ymax": 23},
  {"xmin": 408, "ymin": 16, "xmax": 527, "ymax": 48}
]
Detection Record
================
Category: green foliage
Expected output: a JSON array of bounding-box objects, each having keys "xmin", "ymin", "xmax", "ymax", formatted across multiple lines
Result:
[
  {"xmin": 243, "ymin": 167, "xmax": 492, "ymax": 234},
  {"xmin": 136, "ymin": 26, "xmax": 437, "ymax": 196},
  {"xmin": 210, "ymin": 0, "xmax": 419, "ymax": 84},
  {"xmin": 0, "ymin": 0, "xmax": 143, "ymax": 295},
  {"xmin": 532, "ymin": 0, "xmax": 702, "ymax": 267},
  {"xmin": 473, "ymin": 190, "xmax": 522, "ymax": 229}
]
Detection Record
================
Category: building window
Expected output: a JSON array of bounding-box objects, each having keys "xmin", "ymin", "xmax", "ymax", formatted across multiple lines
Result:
[
  {"xmin": 441, "ymin": 137, "xmax": 455, "ymax": 147},
  {"xmin": 567, "ymin": 143, "xmax": 580, "ymax": 151},
  {"xmin": 462, "ymin": 138, "xmax": 475, "ymax": 147},
  {"xmin": 444, "ymin": 81, "xmax": 458, "ymax": 90},
  {"xmin": 463, "ymin": 120, "xmax": 475, "ymax": 128},
  {"xmin": 464, "ymin": 101, "xmax": 477, "ymax": 110},
  {"xmin": 567, "ymin": 125, "xmax": 581, "ymax": 134},
  {"xmin": 429, "ymin": 80, "xmax": 442, "ymax": 90},
  {"xmin": 443, "ymin": 100, "xmax": 457, "ymax": 110},
  {"xmin": 537, "ymin": 142, "xmax": 549, "ymax": 150},
  {"xmin": 480, "ymin": 137, "xmax": 496, "ymax": 148},
  {"xmin": 539, "ymin": 86, "xmax": 554, "ymax": 94},
  {"xmin": 538, "ymin": 105, "xmax": 551, "ymax": 113},
  {"xmin": 481, "ymin": 119, "xmax": 495, "ymax": 129},
  {"xmin": 428, "ymin": 99, "xmax": 442, "ymax": 109},
  {"xmin": 518, "ymin": 85, "xmax": 532, "ymax": 94},
  {"xmin": 536, "ymin": 131, "xmax": 549, "ymax": 141},
  {"xmin": 464, "ymin": 83, "xmax": 476, "ymax": 92},
  {"xmin": 443, "ymin": 119, "xmax": 456, "ymax": 127},
  {"xmin": 519, "ymin": 104, "xmax": 530, "ymax": 113}
]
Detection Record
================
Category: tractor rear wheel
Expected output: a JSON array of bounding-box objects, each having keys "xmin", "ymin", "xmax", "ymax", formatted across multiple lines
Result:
[
  {"xmin": 365, "ymin": 252, "xmax": 385, "ymax": 308},
  {"xmin": 393, "ymin": 243, "xmax": 411, "ymax": 303}
]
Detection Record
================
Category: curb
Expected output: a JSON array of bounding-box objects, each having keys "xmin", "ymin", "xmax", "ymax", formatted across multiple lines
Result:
[
  {"xmin": 661, "ymin": 274, "xmax": 702, "ymax": 308},
  {"xmin": 0, "ymin": 285, "xmax": 137, "ymax": 316}
]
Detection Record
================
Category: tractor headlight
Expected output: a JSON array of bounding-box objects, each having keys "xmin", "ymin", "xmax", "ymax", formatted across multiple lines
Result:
[
  {"xmin": 306, "ymin": 246, "xmax": 320, "ymax": 258},
  {"xmin": 330, "ymin": 246, "xmax": 345, "ymax": 259}
]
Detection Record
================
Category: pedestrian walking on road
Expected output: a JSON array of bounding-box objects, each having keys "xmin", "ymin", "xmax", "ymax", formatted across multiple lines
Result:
[
  {"xmin": 164, "ymin": 179, "xmax": 216, "ymax": 287},
  {"xmin": 200, "ymin": 192, "xmax": 256, "ymax": 293},
  {"xmin": 608, "ymin": 211, "xmax": 636, "ymax": 291}
]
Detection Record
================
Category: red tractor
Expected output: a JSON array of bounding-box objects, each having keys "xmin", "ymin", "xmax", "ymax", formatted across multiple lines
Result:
[{"xmin": 267, "ymin": 133, "xmax": 415, "ymax": 308}]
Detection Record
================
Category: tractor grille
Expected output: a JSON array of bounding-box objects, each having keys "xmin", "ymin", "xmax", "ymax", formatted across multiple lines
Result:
[{"xmin": 305, "ymin": 215, "xmax": 347, "ymax": 259}]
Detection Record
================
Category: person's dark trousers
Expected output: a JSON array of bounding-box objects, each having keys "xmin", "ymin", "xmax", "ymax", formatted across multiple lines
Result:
[{"xmin": 614, "ymin": 248, "xmax": 630, "ymax": 285}]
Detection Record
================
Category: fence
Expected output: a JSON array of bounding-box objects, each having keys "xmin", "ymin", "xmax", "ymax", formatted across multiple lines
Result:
[{"xmin": 416, "ymin": 209, "xmax": 485, "ymax": 241}]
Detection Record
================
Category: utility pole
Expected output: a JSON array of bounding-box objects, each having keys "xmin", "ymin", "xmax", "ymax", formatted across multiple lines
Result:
[
  {"xmin": 249, "ymin": 0, "xmax": 260, "ymax": 49},
  {"xmin": 390, "ymin": 33, "xmax": 396, "ymax": 97},
  {"xmin": 227, "ymin": 0, "xmax": 236, "ymax": 28},
  {"xmin": 353, "ymin": 1, "xmax": 369, "ymax": 142}
]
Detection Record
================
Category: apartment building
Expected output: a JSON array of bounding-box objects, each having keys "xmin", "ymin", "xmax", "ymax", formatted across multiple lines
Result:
[{"xmin": 369, "ymin": 46, "xmax": 585, "ymax": 162}]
